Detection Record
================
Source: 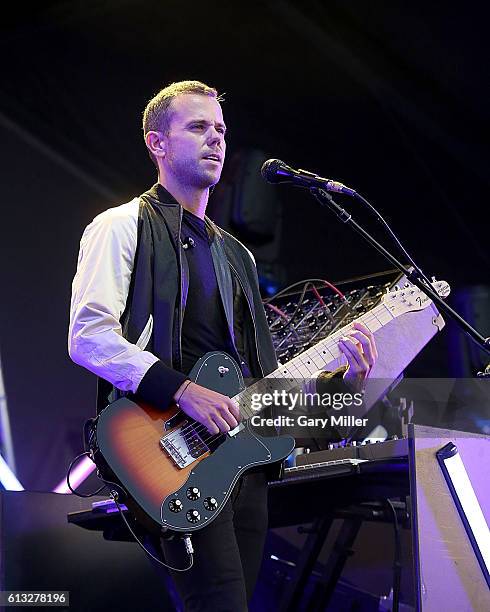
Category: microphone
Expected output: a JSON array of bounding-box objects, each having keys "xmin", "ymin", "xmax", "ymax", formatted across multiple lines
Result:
[
  {"xmin": 260, "ymin": 159, "xmax": 356, "ymax": 196},
  {"xmin": 181, "ymin": 237, "xmax": 196, "ymax": 250}
]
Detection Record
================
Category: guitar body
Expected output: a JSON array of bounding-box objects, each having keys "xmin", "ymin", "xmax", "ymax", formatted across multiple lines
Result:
[{"xmin": 96, "ymin": 352, "xmax": 295, "ymax": 532}]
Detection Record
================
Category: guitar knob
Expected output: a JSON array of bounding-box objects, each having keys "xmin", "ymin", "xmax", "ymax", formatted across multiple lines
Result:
[
  {"xmin": 186, "ymin": 487, "xmax": 201, "ymax": 500},
  {"xmin": 186, "ymin": 509, "xmax": 201, "ymax": 523},
  {"xmin": 203, "ymin": 497, "xmax": 218, "ymax": 511},
  {"xmin": 168, "ymin": 499, "xmax": 183, "ymax": 513}
]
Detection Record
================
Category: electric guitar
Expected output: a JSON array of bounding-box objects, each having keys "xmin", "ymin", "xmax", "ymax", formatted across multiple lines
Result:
[{"xmin": 95, "ymin": 280, "xmax": 450, "ymax": 531}]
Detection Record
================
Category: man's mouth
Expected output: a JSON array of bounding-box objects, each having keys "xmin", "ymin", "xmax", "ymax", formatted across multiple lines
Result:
[{"xmin": 202, "ymin": 153, "xmax": 221, "ymax": 163}]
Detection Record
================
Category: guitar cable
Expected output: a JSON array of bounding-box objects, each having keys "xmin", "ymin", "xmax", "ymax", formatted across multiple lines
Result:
[
  {"xmin": 105, "ymin": 480, "xmax": 194, "ymax": 573},
  {"xmin": 66, "ymin": 451, "xmax": 106, "ymax": 497},
  {"xmin": 66, "ymin": 417, "xmax": 107, "ymax": 497},
  {"xmin": 66, "ymin": 423, "xmax": 194, "ymax": 572}
]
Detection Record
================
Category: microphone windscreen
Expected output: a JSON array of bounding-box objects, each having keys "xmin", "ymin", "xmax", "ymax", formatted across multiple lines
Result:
[{"xmin": 260, "ymin": 159, "xmax": 287, "ymax": 183}]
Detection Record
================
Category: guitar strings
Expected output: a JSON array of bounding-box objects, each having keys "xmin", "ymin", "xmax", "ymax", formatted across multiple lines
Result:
[
  {"xmin": 173, "ymin": 307, "xmax": 389, "ymax": 444},
  {"xmin": 166, "ymin": 307, "xmax": 389, "ymax": 448}
]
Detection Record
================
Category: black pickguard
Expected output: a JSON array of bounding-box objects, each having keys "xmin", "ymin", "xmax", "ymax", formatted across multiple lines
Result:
[{"xmin": 160, "ymin": 351, "xmax": 295, "ymax": 531}]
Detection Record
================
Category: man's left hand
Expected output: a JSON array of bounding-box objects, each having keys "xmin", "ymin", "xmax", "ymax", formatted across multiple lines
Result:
[{"xmin": 339, "ymin": 321, "xmax": 378, "ymax": 393}]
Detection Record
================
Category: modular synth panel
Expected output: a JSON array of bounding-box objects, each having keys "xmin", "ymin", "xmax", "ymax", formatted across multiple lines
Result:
[{"xmin": 265, "ymin": 269, "xmax": 405, "ymax": 363}]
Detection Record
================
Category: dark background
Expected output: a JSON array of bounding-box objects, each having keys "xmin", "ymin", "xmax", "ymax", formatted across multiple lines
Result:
[{"xmin": 0, "ymin": 0, "xmax": 488, "ymax": 489}]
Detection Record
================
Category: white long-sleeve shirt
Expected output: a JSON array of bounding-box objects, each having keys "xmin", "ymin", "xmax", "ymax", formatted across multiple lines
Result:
[{"xmin": 68, "ymin": 198, "xmax": 159, "ymax": 392}]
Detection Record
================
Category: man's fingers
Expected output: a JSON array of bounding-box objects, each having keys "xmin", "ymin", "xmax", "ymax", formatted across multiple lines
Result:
[
  {"xmin": 352, "ymin": 322, "xmax": 378, "ymax": 359},
  {"xmin": 339, "ymin": 337, "xmax": 366, "ymax": 371},
  {"xmin": 177, "ymin": 383, "xmax": 241, "ymax": 434},
  {"xmin": 345, "ymin": 330, "xmax": 376, "ymax": 367},
  {"xmin": 217, "ymin": 403, "xmax": 239, "ymax": 430},
  {"xmin": 205, "ymin": 418, "xmax": 220, "ymax": 435},
  {"xmin": 339, "ymin": 322, "xmax": 378, "ymax": 392},
  {"xmin": 226, "ymin": 398, "xmax": 242, "ymax": 423},
  {"xmin": 210, "ymin": 413, "xmax": 231, "ymax": 434}
]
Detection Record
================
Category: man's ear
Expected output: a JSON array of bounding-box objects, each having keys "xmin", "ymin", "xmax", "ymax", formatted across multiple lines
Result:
[{"xmin": 145, "ymin": 131, "xmax": 166, "ymax": 158}]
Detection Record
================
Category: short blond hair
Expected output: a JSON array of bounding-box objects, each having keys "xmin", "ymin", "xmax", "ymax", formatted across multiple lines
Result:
[{"xmin": 143, "ymin": 80, "xmax": 222, "ymax": 168}]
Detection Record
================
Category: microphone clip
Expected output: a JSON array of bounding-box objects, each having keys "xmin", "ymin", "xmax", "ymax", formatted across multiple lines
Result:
[{"xmin": 182, "ymin": 237, "xmax": 196, "ymax": 250}]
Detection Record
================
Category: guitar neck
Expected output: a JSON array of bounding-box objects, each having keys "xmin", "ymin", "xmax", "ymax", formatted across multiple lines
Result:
[
  {"xmin": 275, "ymin": 301, "xmax": 393, "ymax": 378},
  {"xmin": 234, "ymin": 302, "xmax": 394, "ymax": 418}
]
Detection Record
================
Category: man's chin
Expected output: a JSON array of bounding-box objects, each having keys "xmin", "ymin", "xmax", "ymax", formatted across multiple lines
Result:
[{"xmin": 196, "ymin": 171, "xmax": 222, "ymax": 190}]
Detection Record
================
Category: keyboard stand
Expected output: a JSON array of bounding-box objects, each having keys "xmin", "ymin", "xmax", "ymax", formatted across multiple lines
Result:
[{"xmin": 277, "ymin": 501, "xmax": 409, "ymax": 612}]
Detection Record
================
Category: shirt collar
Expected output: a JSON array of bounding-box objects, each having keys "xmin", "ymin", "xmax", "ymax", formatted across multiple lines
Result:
[
  {"xmin": 147, "ymin": 182, "xmax": 180, "ymax": 206},
  {"xmin": 146, "ymin": 182, "xmax": 221, "ymax": 239}
]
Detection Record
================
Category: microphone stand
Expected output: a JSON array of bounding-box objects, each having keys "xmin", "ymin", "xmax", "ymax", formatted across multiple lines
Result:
[{"xmin": 311, "ymin": 188, "xmax": 490, "ymax": 357}]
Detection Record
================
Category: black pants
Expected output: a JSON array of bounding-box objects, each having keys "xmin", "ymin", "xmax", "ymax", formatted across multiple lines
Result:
[{"xmin": 161, "ymin": 470, "xmax": 269, "ymax": 612}]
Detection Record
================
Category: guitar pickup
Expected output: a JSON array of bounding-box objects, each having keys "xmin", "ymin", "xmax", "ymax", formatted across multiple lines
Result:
[{"xmin": 160, "ymin": 424, "xmax": 210, "ymax": 468}]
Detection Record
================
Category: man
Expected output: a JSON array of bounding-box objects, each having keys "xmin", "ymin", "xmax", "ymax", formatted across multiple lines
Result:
[{"xmin": 69, "ymin": 80, "xmax": 377, "ymax": 611}]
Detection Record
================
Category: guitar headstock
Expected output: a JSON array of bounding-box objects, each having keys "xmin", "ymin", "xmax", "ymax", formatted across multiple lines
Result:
[{"xmin": 382, "ymin": 280, "xmax": 450, "ymax": 317}]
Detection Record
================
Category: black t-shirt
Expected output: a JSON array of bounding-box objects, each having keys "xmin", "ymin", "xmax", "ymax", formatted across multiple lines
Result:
[{"xmin": 180, "ymin": 209, "xmax": 236, "ymax": 375}]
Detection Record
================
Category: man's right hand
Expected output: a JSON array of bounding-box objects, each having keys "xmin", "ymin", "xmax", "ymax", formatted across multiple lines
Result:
[{"xmin": 173, "ymin": 381, "xmax": 241, "ymax": 435}]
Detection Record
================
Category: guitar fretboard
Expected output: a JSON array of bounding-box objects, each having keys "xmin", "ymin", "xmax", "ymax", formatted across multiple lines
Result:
[{"xmin": 234, "ymin": 302, "xmax": 394, "ymax": 419}]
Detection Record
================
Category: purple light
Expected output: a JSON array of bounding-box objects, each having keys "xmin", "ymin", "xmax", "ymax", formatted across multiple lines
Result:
[
  {"xmin": 0, "ymin": 453, "xmax": 24, "ymax": 490},
  {"xmin": 53, "ymin": 455, "xmax": 96, "ymax": 494}
]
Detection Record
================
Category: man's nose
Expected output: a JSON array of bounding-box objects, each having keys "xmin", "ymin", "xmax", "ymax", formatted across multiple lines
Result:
[{"xmin": 207, "ymin": 127, "xmax": 223, "ymax": 146}]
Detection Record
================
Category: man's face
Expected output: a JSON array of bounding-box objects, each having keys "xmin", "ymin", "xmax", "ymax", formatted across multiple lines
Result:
[{"xmin": 161, "ymin": 94, "xmax": 226, "ymax": 189}]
